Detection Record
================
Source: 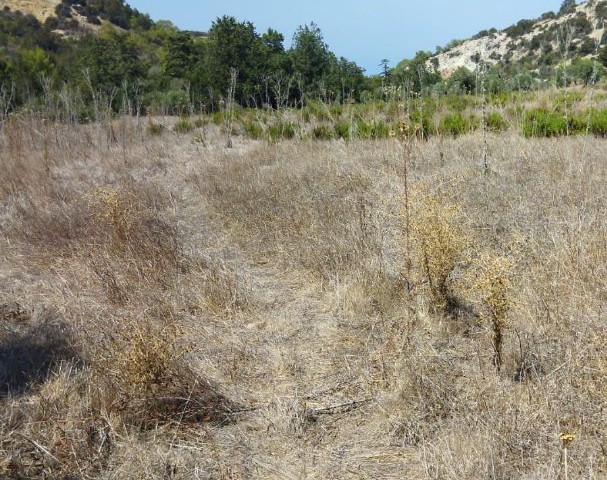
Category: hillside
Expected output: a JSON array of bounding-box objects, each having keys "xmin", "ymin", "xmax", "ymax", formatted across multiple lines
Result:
[
  {"xmin": 0, "ymin": 0, "xmax": 60, "ymax": 21},
  {"xmin": 431, "ymin": 0, "xmax": 607, "ymax": 76},
  {"xmin": 0, "ymin": 0, "xmax": 153, "ymax": 34}
]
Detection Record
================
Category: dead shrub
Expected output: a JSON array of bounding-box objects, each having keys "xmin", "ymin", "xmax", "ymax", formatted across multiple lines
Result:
[
  {"xmin": 409, "ymin": 185, "xmax": 469, "ymax": 310},
  {"xmin": 191, "ymin": 256, "xmax": 255, "ymax": 316},
  {"xmin": 84, "ymin": 183, "xmax": 184, "ymax": 286},
  {"xmin": 88, "ymin": 310, "xmax": 237, "ymax": 427}
]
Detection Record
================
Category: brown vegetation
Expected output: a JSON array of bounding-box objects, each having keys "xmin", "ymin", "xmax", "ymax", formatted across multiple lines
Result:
[{"xmin": 0, "ymin": 113, "xmax": 605, "ymax": 478}]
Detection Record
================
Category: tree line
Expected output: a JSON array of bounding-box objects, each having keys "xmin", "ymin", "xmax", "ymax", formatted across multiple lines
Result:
[
  {"xmin": 0, "ymin": 3, "xmax": 367, "ymax": 115},
  {"xmin": 1, "ymin": 0, "xmax": 607, "ymax": 118}
]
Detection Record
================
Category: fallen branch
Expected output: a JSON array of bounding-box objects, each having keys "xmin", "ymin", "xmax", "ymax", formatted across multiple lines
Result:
[{"xmin": 306, "ymin": 398, "xmax": 372, "ymax": 417}]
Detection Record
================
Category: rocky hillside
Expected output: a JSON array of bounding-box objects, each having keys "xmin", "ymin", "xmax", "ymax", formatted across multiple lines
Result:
[
  {"xmin": 0, "ymin": 0, "xmax": 60, "ymax": 21},
  {"xmin": 432, "ymin": 0, "xmax": 607, "ymax": 76},
  {"xmin": 0, "ymin": 0, "xmax": 152, "ymax": 34}
]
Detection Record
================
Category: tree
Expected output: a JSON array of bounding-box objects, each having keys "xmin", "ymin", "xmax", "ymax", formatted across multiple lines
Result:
[
  {"xmin": 559, "ymin": 0, "xmax": 576, "ymax": 15},
  {"xmin": 379, "ymin": 58, "xmax": 391, "ymax": 80},
  {"xmin": 395, "ymin": 51, "xmax": 441, "ymax": 93},
  {"xmin": 447, "ymin": 66, "xmax": 476, "ymax": 94},
  {"xmin": 568, "ymin": 58, "xmax": 603, "ymax": 85},
  {"xmin": 163, "ymin": 31, "xmax": 196, "ymax": 79},
  {"xmin": 290, "ymin": 23, "xmax": 331, "ymax": 97},
  {"xmin": 325, "ymin": 55, "xmax": 366, "ymax": 102},
  {"xmin": 74, "ymin": 28, "xmax": 145, "ymax": 107},
  {"xmin": 204, "ymin": 16, "xmax": 261, "ymax": 104}
]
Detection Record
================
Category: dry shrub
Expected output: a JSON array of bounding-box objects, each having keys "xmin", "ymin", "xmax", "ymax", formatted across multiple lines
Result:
[
  {"xmin": 409, "ymin": 185, "xmax": 469, "ymax": 309},
  {"xmin": 87, "ymin": 309, "xmax": 237, "ymax": 427},
  {"xmin": 468, "ymin": 250, "xmax": 514, "ymax": 371},
  {"xmin": 84, "ymin": 183, "xmax": 182, "ymax": 269}
]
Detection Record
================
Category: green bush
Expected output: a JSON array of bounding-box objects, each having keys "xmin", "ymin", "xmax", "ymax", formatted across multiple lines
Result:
[
  {"xmin": 568, "ymin": 113, "xmax": 589, "ymax": 135},
  {"xmin": 522, "ymin": 109, "xmax": 567, "ymax": 137},
  {"xmin": 242, "ymin": 120, "xmax": 264, "ymax": 139},
  {"xmin": 312, "ymin": 124, "xmax": 335, "ymax": 140},
  {"xmin": 193, "ymin": 117, "xmax": 207, "ymax": 128},
  {"xmin": 439, "ymin": 112, "xmax": 478, "ymax": 136},
  {"xmin": 147, "ymin": 122, "xmax": 165, "ymax": 136},
  {"xmin": 212, "ymin": 111, "xmax": 224, "ymax": 125},
  {"xmin": 267, "ymin": 121, "xmax": 296, "ymax": 142},
  {"xmin": 589, "ymin": 109, "xmax": 607, "ymax": 137},
  {"xmin": 356, "ymin": 120, "xmax": 391, "ymax": 139},
  {"xmin": 485, "ymin": 111, "xmax": 508, "ymax": 132},
  {"xmin": 334, "ymin": 121, "xmax": 352, "ymax": 139},
  {"xmin": 554, "ymin": 91, "xmax": 584, "ymax": 110},
  {"xmin": 410, "ymin": 110, "xmax": 436, "ymax": 138},
  {"xmin": 173, "ymin": 118, "xmax": 194, "ymax": 134}
]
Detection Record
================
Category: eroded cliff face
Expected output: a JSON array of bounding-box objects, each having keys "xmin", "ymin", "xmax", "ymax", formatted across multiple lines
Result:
[{"xmin": 432, "ymin": 0, "xmax": 606, "ymax": 77}]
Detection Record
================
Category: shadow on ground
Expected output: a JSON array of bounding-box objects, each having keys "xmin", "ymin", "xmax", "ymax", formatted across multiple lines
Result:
[{"xmin": 0, "ymin": 302, "xmax": 79, "ymax": 398}]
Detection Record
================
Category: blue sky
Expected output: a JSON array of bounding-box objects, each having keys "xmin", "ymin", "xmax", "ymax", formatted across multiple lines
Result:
[{"xmin": 127, "ymin": 1, "xmax": 563, "ymax": 74}]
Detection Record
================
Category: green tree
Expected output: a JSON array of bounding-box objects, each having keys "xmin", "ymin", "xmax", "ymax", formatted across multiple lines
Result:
[
  {"xmin": 74, "ymin": 29, "xmax": 145, "ymax": 106},
  {"xmin": 559, "ymin": 0, "xmax": 577, "ymax": 15},
  {"xmin": 447, "ymin": 66, "xmax": 476, "ymax": 94},
  {"xmin": 163, "ymin": 31, "xmax": 196, "ymax": 79},
  {"xmin": 290, "ymin": 23, "xmax": 331, "ymax": 97},
  {"xmin": 204, "ymin": 16, "xmax": 261, "ymax": 104},
  {"xmin": 568, "ymin": 58, "xmax": 603, "ymax": 85},
  {"xmin": 325, "ymin": 55, "xmax": 366, "ymax": 102},
  {"xmin": 396, "ymin": 51, "xmax": 441, "ymax": 93}
]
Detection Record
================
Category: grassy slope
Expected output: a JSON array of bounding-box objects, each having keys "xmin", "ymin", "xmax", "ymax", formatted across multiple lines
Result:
[{"xmin": 0, "ymin": 115, "xmax": 606, "ymax": 478}]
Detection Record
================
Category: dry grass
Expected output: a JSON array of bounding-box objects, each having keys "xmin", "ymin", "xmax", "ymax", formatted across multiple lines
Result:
[{"xmin": 0, "ymin": 115, "xmax": 606, "ymax": 479}]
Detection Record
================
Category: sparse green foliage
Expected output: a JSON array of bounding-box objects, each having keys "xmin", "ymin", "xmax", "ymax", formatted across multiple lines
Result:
[{"xmin": 174, "ymin": 117, "xmax": 194, "ymax": 133}]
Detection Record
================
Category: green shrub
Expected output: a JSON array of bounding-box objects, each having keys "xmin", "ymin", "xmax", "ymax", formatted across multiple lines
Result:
[
  {"xmin": 439, "ymin": 112, "xmax": 478, "ymax": 136},
  {"xmin": 568, "ymin": 112, "xmax": 589, "ymax": 135},
  {"xmin": 147, "ymin": 122, "xmax": 165, "ymax": 136},
  {"xmin": 522, "ymin": 109, "xmax": 567, "ymax": 137},
  {"xmin": 355, "ymin": 120, "xmax": 391, "ymax": 139},
  {"xmin": 554, "ymin": 91, "xmax": 584, "ymax": 110},
  {"xmin": 212, "ymin": 111, "xmax": 224, "ymax": 125},
  {"xmin": 267, "ymin": 121, "xmax": 296, "ymax": 142},
  {"xmin": 329, "ymin": 103, "xmax": 343, "ymax": 118},
  {"xmin": 410, "ymin": 110, "xmax": 436, "ymax": 138},
  {"xmin": 490, "ymin": 92, "xmax": 510, "ymax": 108},
  {"xmin": 589, "ymin": 109, "xmax": 607, "ymax": 137},
  {"xmin": 334, "ymin": 121, "xmax": 352, "ymax": 139},
  {"xmin": 242, "ymin": 120, "xmax": 264, "ymax": 139},
  {"xmin": 173, "ymin": 118, "xmax": 194, "ymax": 134},
  {"xmin": 443, "ymin": 94, "xmax": 473, "ymax": 112},
  {"xmin": 193, "ymin": 117, "xmax": 207, "ymax": 128},
  {"xmin": 312, "ymin": 124, "xmax": 335, "ymax": 140},
  {"xmin": 485, "ymin": 111, "xmax": 508, "ymax": 132}
]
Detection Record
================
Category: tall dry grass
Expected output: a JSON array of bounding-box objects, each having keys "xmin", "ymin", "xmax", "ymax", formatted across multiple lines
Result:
[{"xmin": 0, "ymin": 114, "xmax": 605, "ymax": 479}]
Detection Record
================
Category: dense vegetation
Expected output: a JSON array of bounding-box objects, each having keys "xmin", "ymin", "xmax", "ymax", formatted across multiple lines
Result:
[
  {"xmin": 0, "ymin": 1, "xmax": 366, "ymax": 114},
  {"xmin": 3, "ymin": 0, "xmax": 607, "ymax": 118}
]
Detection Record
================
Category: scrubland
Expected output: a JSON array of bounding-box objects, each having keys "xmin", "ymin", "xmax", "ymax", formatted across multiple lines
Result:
[{"xmin": 0, "ymin": 112, "xmax": 605, "ymax": 479}]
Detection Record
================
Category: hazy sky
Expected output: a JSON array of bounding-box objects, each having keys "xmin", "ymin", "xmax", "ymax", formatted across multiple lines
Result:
[{"xmin": 127, "ymin": 0, "xmax": 564, "ymax": 74}]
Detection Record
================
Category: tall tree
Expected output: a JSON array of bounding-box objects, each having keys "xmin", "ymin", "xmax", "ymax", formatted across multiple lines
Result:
[
  {"xmin": 205, "ymin": 16, "xmax": 261, "ymax": 104},
  {"xmin": 290, "ymin": 23, "xmax": 330, "ymax": 97}
]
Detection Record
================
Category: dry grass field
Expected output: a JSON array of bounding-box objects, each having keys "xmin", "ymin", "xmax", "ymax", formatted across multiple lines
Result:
[{"xmin": 0, "ymin": 114, "xmax": 605, "ymax": 479}]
